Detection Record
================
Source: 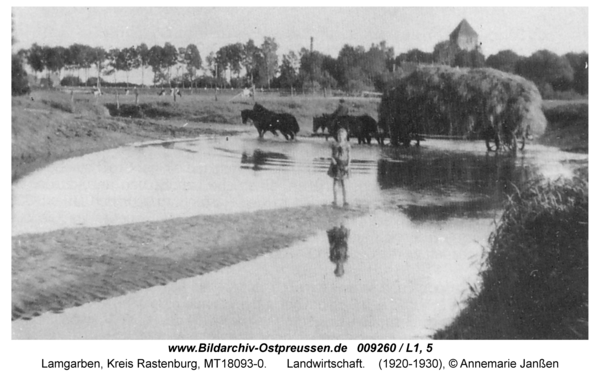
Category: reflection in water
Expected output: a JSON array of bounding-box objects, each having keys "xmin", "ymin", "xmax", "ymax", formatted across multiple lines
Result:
[
  {"xmin": 377, "ymin": 152, "xmax": 538, "ymax": 221},
  {"xmin": 327, "ymin": 225, "xmax": 349, "ymax": 277},
  {"xmin": 241, "ymin": 149, "xmax": 291, "ymax": 171}
]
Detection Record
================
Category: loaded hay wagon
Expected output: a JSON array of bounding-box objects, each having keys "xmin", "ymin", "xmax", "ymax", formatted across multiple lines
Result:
[{"xmin": 378, "ymin": 66, "xmax": 546, "ymax": 152}]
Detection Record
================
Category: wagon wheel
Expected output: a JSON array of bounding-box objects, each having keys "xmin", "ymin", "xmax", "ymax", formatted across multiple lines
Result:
[
  {"xmin": 485, "ymin": 134, "xmax": 500, "ymax": 152},
  {"xmin": 503, "ymin": 131, "xmax": 518, "ymax": 153},
  {"xmin": 519, "ymin": 133, "xmax": 526, "ymax": 151}
]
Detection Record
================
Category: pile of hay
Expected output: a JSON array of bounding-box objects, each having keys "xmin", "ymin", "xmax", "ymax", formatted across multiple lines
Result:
[{"xmin": 379, "ymin": 66, "xmax": 547, "ymax": 146}]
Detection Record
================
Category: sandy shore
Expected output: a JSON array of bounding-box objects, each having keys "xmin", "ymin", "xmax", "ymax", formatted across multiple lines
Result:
[{"xmin": 12, "ymin": 204, "xmax": 365, "ymax": 321}]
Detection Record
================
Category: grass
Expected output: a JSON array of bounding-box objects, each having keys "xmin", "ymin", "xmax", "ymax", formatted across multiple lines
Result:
[
  {"xmin": 434, "ymin": 170, "xmax": 588, "ymax": 339},
  {"xmin": 53, "ymin": 87, "xmax": 381, "ymax": 136},
  {"xmin": 537, "ymin": 101, "xmax": 588, "ymax": 153}
]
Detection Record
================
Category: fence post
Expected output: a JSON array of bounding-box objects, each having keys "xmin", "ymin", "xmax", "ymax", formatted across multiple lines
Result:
[
  {"xmin": 135, "ymin": 87, "xmax": 139, "ymax": 105},
  {"xmin": 116, "ymin": 90, "xmax": 120, "ymax": 110}
]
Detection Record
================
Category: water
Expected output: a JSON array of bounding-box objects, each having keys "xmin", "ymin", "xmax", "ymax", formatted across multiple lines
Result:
[
  {"xmin": 11, "ymin": 134, "xmax": 586, "ymax": 339},
  {"xmin": 12, "ymin": 212, "xmax": 492, "ymax": 339},
  {"xmin": 12, "ymin": 136, "xmax": 580, "ymax": 235}
]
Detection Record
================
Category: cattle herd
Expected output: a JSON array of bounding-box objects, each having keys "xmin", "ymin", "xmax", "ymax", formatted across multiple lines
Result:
[{"xmin": 242, "ymin": 103, "xmax": 389, "ymax": 145}]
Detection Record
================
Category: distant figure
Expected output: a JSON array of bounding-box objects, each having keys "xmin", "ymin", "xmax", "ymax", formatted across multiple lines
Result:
[
  {"xmin": 171, "ymin": 88, "xmax": 181, "ymax": 101},
  {"xmin": 158, "ymin": 89, "xmax": 166, "ymax": 96},
  {"xmin": 329, "ymin": 98, "xmax": 349, "ymax": 138},
  {"xmin": 327, "ymin": 225, "xmax": 350, "ymax": 277},
  {"xmin": 327, "ymin": 128, "xmax": 351, "ymax": 207}
]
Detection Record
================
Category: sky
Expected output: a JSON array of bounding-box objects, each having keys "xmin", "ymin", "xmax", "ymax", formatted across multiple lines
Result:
[
  {"xmin": 12, "ymin": 6, "xmax": 588, "ymax": 57},
  {"xmin": 9, "ymin": 5, "xmax": 590, "ymax": 84}
]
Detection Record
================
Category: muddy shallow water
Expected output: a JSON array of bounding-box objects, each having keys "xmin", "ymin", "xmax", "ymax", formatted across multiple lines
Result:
[
  {"xmin": 12, "ymin": 134, "xmax": 581, "ymax": 235},
  {"xmin": 11, "ymin": 133, "xmax": 586, "ymax": 339}
]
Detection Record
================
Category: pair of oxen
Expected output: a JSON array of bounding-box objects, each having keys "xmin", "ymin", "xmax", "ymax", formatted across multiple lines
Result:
[
  {"xmin": 312, "ymin": 113, "xmax": 383, "ymax": 145},
  {"xmin": 241, "ymin": 103, "xmax": 300, "ymax": 140}
]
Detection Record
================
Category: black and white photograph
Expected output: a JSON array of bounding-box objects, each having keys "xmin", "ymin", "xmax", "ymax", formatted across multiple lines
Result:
[{"xmin": 8, "ymin": 3, "xmax": 591, "ymax": 363}]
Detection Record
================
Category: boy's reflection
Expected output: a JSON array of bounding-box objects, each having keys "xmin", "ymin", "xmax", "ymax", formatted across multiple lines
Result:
[{"xmin": 327, "ymin": 225, "xmax": 349, "ymax": 277}]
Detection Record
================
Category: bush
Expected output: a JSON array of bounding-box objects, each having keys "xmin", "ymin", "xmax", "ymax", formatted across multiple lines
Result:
[
  {"xmin": 60, "ymin": 75, "xmax": 83, "ymax": 87},
  {"xmin": 435, "ymin": 172, "xmax": 588, "ymax": 339},
  {"xmin": 12, "ymin": 54, "xmax": 30, "ymax": 96}
]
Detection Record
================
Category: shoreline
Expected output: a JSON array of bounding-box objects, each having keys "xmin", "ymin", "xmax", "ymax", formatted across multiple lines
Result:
[{"xmin": 12, "ymin": 205, "xmax": 366, "ymax": 322}]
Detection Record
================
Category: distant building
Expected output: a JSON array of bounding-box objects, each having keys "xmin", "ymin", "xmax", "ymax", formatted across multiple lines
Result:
[{"xmin": 449, "ymin": 19, "xmax": 480, "ymax": 51}]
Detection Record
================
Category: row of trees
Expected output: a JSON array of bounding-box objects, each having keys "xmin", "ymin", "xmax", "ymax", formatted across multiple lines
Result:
[
  {"xmin": 18, "ymin": 42, "xmax": 202, "ymax": 88},
  {"xmin": 15, "ymin": 35, "xmax": 588, "ymax": 98},
  {"xmin": 393, "ymin": 45, "xmax": 588, "ymax": 97}
]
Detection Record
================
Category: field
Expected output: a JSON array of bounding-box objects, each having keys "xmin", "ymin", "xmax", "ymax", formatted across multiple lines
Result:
[{"xmin": 47, "ymin": 87, "xmax": 381, "ymax": 136}]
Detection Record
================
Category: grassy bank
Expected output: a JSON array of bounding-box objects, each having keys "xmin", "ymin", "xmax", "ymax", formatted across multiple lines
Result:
[
  {"xmin": 38, "ymin": 88, "xmax": 381, "ymax": 135},
  {"xmin": 434, "ymin": 170, "xmax": 588, "ymax": 339},
  {"xmin": 11, "ymin": 94, "xmax": 245, "ymax": 182},
  {"xmin": 537, "ymin": 101, "xmax": 588, "ymax": 153},
  {"xmin": 13, "ymin": 90, "xmax": 586, "ymax": 184},
  {"xmin": 12, "ymin": 90, "xmax": 380, "ymax": 182}
]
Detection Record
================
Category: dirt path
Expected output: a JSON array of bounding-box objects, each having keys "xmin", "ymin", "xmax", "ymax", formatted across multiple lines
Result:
[{"xmin": 12, "ymin": 205, "xmax": 365, "ymax": 321}]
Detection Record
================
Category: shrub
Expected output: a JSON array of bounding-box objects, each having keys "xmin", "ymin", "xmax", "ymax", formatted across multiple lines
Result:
[
  {"xmin": 435, "ymin": 172, "xmax": 588, "ymax": 339},
  {"xmin": 12, "ymin": 54, "xmax": 30, "ymax": 96},
  {"xmin": 60, "ymin": 75, "xmax": 83, "ymax": 87}
]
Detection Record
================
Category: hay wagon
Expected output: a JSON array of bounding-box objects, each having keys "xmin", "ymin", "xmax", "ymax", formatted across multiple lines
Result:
[
  {"xmin": 379, "ymin": 66, "xmax": 546, "ymax": 151},
  {"xmin": 484, "ymin": 124, "xmax": 530, "ymax": 152}
]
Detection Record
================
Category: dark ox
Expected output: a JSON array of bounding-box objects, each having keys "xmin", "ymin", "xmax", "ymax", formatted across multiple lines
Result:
[
  {"xmin": 241, "ymin": 104, "xmax": 299, "ymax": 140},
  {"xmin": 314, "ymin": 113, "xmax": 378, "ymax": 144}
]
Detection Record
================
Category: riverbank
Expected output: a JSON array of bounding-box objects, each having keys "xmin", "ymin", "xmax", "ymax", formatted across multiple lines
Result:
[
  {"xmin": 12, "ymin": 204, "xmax": 365, "ymax": 321},
  {"xmin": 12, "ymin": 92, "xmax": 587, "ymax": 184},
  {"xmin": 11, "ymin": 96, "xmax": 248, "ymax": 182},
  {"xmin": 433, "ymin": 170, "xmax": 588, "ymax": 339},
  {"xmin": 11, "ymin": 92, "xmax": 588, "ymax": 332},
  {"xmin": 536, "ymin": 101, "xmax": 588, "ymax": 153}
]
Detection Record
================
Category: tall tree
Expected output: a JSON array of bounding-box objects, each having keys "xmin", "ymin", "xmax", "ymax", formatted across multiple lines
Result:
[
  {"xmin": 122, "ymin": 46, "xmax": 138, "ymax": 87},
  {"xmin": 148, "ymin": 45, "xmax": 164, "ymax": 85},
  {"xmin": 89, "ymin": 46, "xmax": 107, "ymax": 88},
  {"xmin": 336, "ymin": 44, "xmax": 369, "ymax": 90},
  {"xmin": 260, "ymin": 37, "xmax": 279, "ymax": 88},
  {"xmin": 184, "ymin": 43, "xmax": 202, "ymax": 89},
  {"xmin": 215, "ymin": 46, "xmax": 229, "ymax": 80},
  {"xmin": 485, "ymin": 50, "xmax": 522, "ymax": 73},
  {"xmin": 136, "ymin": 43, "xmax": 150, "ymax": 86},
  {"xmin": 564, "ymin": 52, "xmax": 588, "ymax": 95},
  {"xmin": 278, "ymin": 50, "xmax": 300, "ymax": 90},
  {"xmin": 206, "ymin": 51, "xmax": 216, "ymax": 78},
  {"xmin": 67, "ymin": 44, "xmax": 87, "ymax": 80},
  {"xmin": 12, "ymin": 13, "xmax": 30, "ymax": 96},
  {"xmin": 161, "ymin": 42, "xmax": 179, "ymax": 86},
  {"xmin": 228, "ymin": 43, "xmax": 244, "ymax": 77},
  {"xmin": 516, "ymin": 50, "xmax": 574, "ymax": 93},
  {"xmin": 105, "ymin": 48, "xmax": 122, "ymax": 84},
  {"xmin": 43, "ymin": 46, "xmax": 67, "ymax": 80},
  {"xmin": 242, "ymin": 39, "xmax": 261, "ymax": 85},
  {"xmin": 176, "ymin": 47, "xmax": 187, "ymax": 86},
  {"xmin": 27, "ymin": 43, "xmax": 45, "ymax": 80}
]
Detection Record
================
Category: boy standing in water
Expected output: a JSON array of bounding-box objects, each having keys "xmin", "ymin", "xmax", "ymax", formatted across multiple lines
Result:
[{"xmin": 328, "ymin": 128, "xmax": 351, "ymax": 207}]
